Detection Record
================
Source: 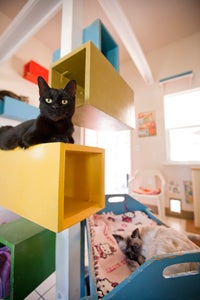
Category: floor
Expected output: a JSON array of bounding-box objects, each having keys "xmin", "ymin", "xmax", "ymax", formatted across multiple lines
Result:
[
  {"xmin": 24, "ymin": 272, "xmax": 56, "ymax": 300},
  {"xmin": 24, "ymin": 214, "xmax": 200, "ymax": 300}
]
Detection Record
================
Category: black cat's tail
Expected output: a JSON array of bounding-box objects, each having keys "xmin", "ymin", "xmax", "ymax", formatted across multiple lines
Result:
[{"xmin": 0, "ymin": 126, "xmax": 13, "ymax": 134}]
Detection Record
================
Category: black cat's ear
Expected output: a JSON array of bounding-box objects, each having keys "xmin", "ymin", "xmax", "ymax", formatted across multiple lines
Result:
[
  {"xmin": 131, "ymin": 228, "xmax": 140, "ymax": 239},
  {"xmin": 64, "ymin": 80, "xmax": 76, "ymax": 98},
  {"xmin": 113, "ymin": 234, "xmax": 124, "ymax": 243},
  {"xmin": 38, "ymin": 76, "xmax": 50, "ymax": 97}
]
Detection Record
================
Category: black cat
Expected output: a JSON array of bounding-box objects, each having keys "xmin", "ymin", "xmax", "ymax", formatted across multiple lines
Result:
[{"xmin": 0, "ymin": 76, "xmax": 76, "ymax": 150}]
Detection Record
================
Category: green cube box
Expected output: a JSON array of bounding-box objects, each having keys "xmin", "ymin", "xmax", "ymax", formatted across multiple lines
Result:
[{"xmin": 0, "ymin": 218, "xmax": 55, "ymax": 300}]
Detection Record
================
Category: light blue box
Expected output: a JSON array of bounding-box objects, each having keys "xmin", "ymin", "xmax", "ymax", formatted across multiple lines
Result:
[
  {"xmin": 83, "ymin": 19, "xmax": 119, "ymax": 71},
  {"xmin": 0, "ymin": 96, "xmax": 39, "ymax": 121},
  {"xmin": 52, "ymin": 48, "xmax": 61, "ymax": 63}
]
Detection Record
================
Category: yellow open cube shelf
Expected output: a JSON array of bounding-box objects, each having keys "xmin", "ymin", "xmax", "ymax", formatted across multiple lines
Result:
[
  {"xmin": 0, "ymin": 143, "xmax": 105, "ymax": 232},
  {"xmin": 50, "ymin": 41, "xmax": 134, "ymax": 131}
]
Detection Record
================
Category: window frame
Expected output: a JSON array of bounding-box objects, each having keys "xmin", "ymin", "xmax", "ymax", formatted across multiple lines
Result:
[{"xmin": 164, "ymin": 88, "xmax": 200, "ymax": 165}]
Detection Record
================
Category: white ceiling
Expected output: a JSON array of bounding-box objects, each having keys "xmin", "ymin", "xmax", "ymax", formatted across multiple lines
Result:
[{"xmin": 0, "ymin": 0, "xmax": 200, "ymax": 66}]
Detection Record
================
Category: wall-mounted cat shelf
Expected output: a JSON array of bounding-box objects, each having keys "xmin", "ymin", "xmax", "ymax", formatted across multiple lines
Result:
[
  {"xmin": 0, "ymin": 143, "xmax": 105, "ymax": 232},
  {"xmin": 50, "ymin": 41, "xmax": 134, "ymax": 131},
  {"xmin": 23, "ymin": 60, "xmax": 49, "ymax": 84},
  {"xmin": 0, "ymin": 96, "xmax": 39, "ymax": 121}
]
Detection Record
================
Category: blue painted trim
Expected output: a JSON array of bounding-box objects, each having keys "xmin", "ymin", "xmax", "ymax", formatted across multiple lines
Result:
[
  {"xmin": 0, "ymin": 96, "xmax": 39, "ymax": 121},
  {"xmin": 159, "ymin": 71, "xmax": 193, "ymax": 83}
]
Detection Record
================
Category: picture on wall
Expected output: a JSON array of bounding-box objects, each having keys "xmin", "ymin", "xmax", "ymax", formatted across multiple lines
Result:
[
  {"xmin": 183, "ymin": 180, "xmax": 193, "ymax": 204},
  {"xmin": 168, "ymin": 180, "xmax": 181, "ymax": 195},
  {"xmin": 137, "ymin": 111, "xmax": 157, "ymax": 137}
]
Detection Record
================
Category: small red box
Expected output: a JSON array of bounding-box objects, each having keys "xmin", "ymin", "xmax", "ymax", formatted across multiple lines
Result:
[{"xmin": 23, "ymin": 60, "xmax": 49, "ymax": 84}]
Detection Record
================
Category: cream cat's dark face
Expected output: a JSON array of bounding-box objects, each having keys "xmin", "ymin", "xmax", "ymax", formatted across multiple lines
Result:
[{"xmin": 113, "ymin": 228, "xmax": 145, "ymax": 265}]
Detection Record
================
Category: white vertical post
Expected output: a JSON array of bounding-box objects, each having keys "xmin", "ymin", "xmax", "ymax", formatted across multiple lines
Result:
[
  {"xmin": 56, "ymin": 229, "xmax": 70, "ymax": 300},
  {"xmin": 60, "ymin": 0, "xmax": 83, "ymax": 58},
  {"xmin": 56, "ymin": 1, "xmax": 83, "ymax": 299},
  {"xmin": 56, "ymin": 224, "xmax": 81, "ymax": 300}
]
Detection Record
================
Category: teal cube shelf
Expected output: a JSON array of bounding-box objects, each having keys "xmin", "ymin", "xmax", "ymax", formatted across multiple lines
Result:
[
  {"xmin": 52, "ymin": 19, "xmax": 119, "ymax": 70},
  {"xmin": 83, "ymin": 19, "xmax": 119, "ymax": 71},
  {"xmin": 0, "ymin": 218, "xmax": 55, "ymax": 300},
  {"xmin": 0, "ymin": 97, "xmax": 39, "ymax": 121}
]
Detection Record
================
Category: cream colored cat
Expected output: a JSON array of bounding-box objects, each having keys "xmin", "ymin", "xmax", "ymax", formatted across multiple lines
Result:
[{"xmin": 114, "ymin": 225, "xmax": 199, "ymax": 276}]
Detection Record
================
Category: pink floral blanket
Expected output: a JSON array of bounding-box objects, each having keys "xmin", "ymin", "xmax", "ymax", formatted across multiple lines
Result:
[{"xmin": 88, "ymin": 211, "xmax": 157, "ymax": 298}]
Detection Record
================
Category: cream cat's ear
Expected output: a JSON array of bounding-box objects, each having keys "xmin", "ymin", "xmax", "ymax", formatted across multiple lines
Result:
[
  {"xmin": 38, "ymin": 76, "xmax": 50, "ymax": 97},
  {"xmin": 65, "ymin": 80, "xmax": 76, "ymax": 98},
  {"xmin": 131, "ymin": 228, "xmax": 140, "ymax": 239},
  {"xmin": 113, "ymin": 234, "xmax": 124, "ymax": 243}
]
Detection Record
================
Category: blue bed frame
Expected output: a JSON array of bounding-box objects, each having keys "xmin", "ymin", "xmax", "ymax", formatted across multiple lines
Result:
[{"xmin": 81, "ymin": 194, "xmax": 200, "ymax": 300}]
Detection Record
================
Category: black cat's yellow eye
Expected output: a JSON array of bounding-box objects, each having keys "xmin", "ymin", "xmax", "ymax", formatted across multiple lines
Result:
[
  {"xmin": 61, "ymin": 99, "xmax": 68, "ymax": 105},
  {"xmin": 45, "ymin": 98, "xmax": 53, "ymax": 104}
]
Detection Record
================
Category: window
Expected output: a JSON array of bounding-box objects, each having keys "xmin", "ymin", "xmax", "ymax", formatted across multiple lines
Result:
[
  {"xmin": 84, "ymin": 128, "xmax": 131, "ymax": 194},
  {"xmin": 164, "ymin": 88, "xmax": 200, "ymax": 163}
]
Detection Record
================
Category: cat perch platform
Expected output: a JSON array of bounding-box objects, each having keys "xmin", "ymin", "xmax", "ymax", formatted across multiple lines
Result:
[
  {"xmin": 0, "ymin": 143, "xmax": 105, "ymax": 232},
  {"xmin": 50, "ymin": 41, "xmax": 134, "ymax": 131}
]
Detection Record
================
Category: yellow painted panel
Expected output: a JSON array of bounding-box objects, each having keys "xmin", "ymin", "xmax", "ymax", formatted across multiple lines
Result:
[
  {"xmin": 50, "ymin": 41, "xmax": 134, "ymax": 130},
  {"xmin": 0, "ymin": 143, "xmax": 105, "ymax": 232},
  {"xmin": 0, "ymin": 143, "xmax": 60, "ymax": 231},
  {"xmin": 89, "ymin": 42, "xmax": 134, "ymax": 127}
]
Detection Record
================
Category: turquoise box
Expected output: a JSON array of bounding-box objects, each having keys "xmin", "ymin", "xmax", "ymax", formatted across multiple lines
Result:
[{"xmin": 83, "ymin": 19, "xmax": 119, "ymax": 71}]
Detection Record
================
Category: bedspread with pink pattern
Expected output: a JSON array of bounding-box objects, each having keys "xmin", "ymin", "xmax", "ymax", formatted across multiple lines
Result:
[{"xmin": 88, "ymin": 211, "xmax": 157, "ymax": 298}]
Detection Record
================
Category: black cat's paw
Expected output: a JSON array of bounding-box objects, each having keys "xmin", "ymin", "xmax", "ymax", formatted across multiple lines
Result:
[
  {"xmin": 50, "ymin": 136, "xmax": 74, "ymax": 144},
  {"xmin": 0, "ymin": 144, "xmax": 13, "ymax": 150},
  {"xmin": 68, "ymin": 136, "xmax": 74, "ymax": 144},
  {"xmin": 50, "ymin": 136, "xmax": 67, "ymax": 143},
  {"xmin": 19, "ymin": 139, "xmax": 30, "ymax": 149},
  {"xmin": 63, "ymin": 136, "xmax": 74, "ymax": 144}
]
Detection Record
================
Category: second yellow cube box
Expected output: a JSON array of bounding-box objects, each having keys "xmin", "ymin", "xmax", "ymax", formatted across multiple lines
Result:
[{"xmin": 0, "ymin": 143, "xmax": 105, "ymax": 232}]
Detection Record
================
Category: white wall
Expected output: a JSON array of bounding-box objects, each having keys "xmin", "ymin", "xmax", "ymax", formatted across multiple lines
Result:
[
  {"xmin": 0, "ymin": 35, "xmax": 54, "ymax": 106},
  {"xmin": 121, "ymin": 31, "xmax": 200, "ymax": 212}
]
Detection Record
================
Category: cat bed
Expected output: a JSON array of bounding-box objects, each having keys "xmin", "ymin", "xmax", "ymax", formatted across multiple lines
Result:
[
  {"xmin": 87, "ymin": 211, "xmax": 157, "ymax": 298},
  {"xmin": 81, "ymin": 194, "xmax": 200, "ymax": 300}
]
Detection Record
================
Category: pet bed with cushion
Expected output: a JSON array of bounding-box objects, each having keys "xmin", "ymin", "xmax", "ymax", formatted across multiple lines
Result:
[{"xmin": 81, "ymin": 194, "xmax": 200, "ymax": 300}]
